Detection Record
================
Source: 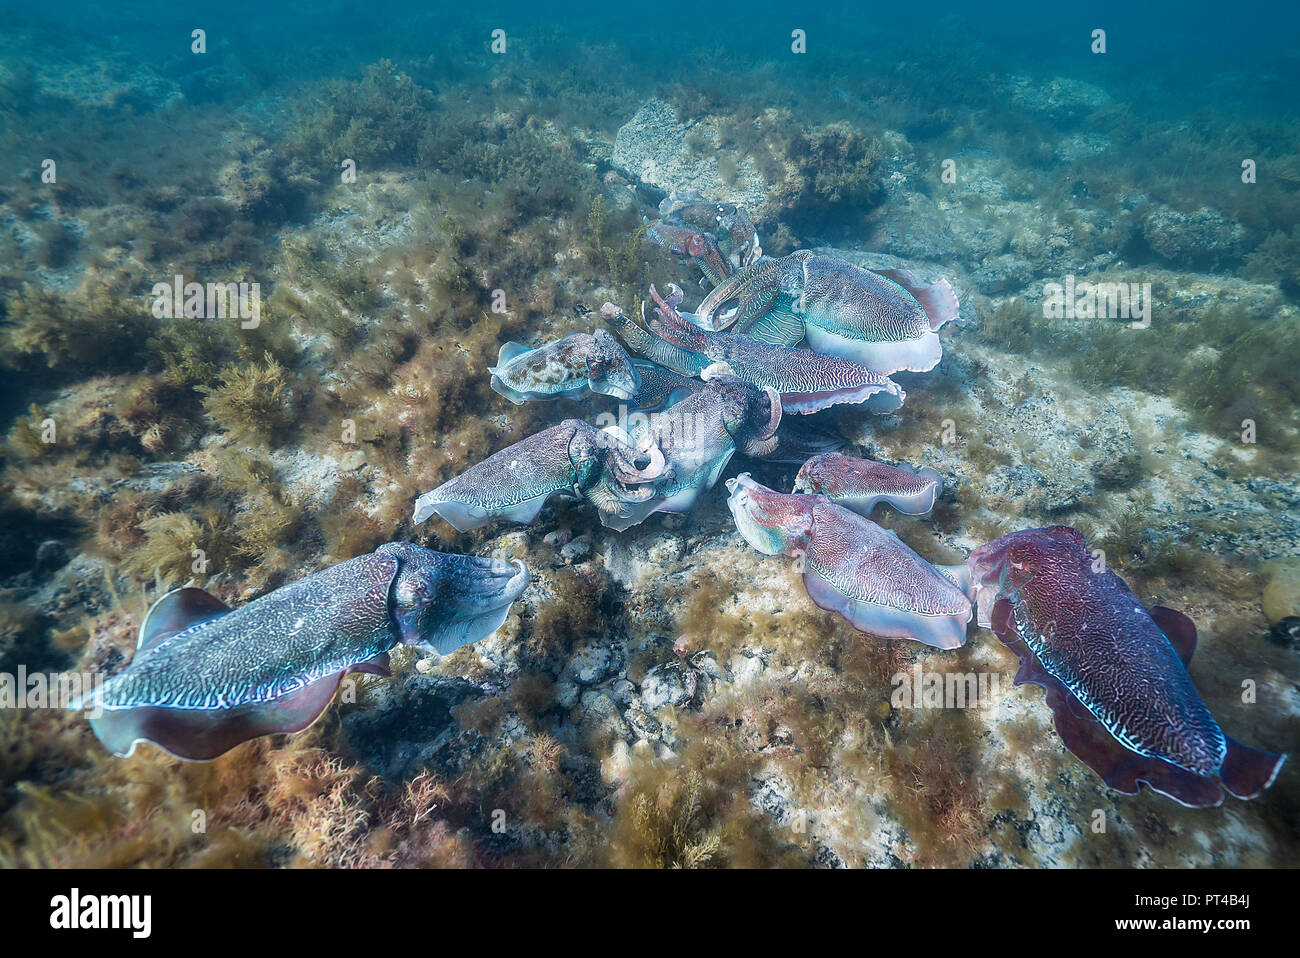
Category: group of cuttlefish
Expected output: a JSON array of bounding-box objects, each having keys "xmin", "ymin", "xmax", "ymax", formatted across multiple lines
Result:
[{"xmin": 82, "ymin": 194, "xmax": 1285, "ymax": 809}]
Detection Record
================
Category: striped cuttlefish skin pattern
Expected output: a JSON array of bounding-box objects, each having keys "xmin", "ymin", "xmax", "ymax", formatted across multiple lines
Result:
[{"xmin": 967, "ymin": 527, "xmax": 1286, "ymax": 807}]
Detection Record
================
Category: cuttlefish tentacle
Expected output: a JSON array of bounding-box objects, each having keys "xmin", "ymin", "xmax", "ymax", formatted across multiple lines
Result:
[
  {"xmin": 642, "ymin": 284, "xmax": 905, "ymax": 416},
  {"xmin": 754, "ymin": 417, "xmax": 846, "ymax": 464},
  {"xmin": 412, "ymin": 419, "xmax": 664, "ymax": 532},
  {"xmin": 725, "ymin": 474, "xmax": 972, "ymax": 649},
  {"xmin": 694, "ymin": 251, "xmax": 960, "ymax": 376},
  {"xmin": 966, "ymin": 526, "xmax": 1287, "ymax": 806},
  {"xmin": 731, "ymin": 379, "xmax": 782, "ymax": 458},
  {"xmin": 489, "ymin": 328, "xmax": 640, "ymax": 404},
  {"xmin": 78, "ymin": 543, "xmax": 529, "ymax": 761},
  {"xmin": 793, "ymin": 452, "xmax": 943, "ymax": 517}
]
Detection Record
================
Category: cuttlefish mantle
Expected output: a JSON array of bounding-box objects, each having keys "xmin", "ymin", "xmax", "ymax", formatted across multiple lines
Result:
[{"xmin": 77, "ymin": 543, "xmax": 529, "ymax": 761}]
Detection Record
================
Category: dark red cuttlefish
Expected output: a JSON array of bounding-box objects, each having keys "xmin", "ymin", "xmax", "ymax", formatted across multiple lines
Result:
[{"xmin": 967, "ymin": 526, "xmax": 1286, "ymax": 807}]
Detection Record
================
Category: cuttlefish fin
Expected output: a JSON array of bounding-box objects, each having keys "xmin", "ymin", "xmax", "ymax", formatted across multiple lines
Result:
[
  {"xmin": 1149, "ymin": 605, "xmax": 1197, "ymax": 667},
  {"xmin": 1220, "ymin": 737, "xmax": 1286, "ymax": 800},
  {"xmin": 988, "ymin": 598, "xmax": 1227, "ymax": 808},
  {"xmin": 92, "ymin": 671, "xmax": 350, "ymax": 762},
  {"xmin": 872, "ymin": 269, "xmax": 959, "ymax": 331},
  {"xmin": 702, "ymin": 449, "xmax": 735, "ymax": 493},
  {"xmin": 1145, "ymin": 605, "xmax": 1286, "ymax": 799},
  {"xmin": 350, "ymin": 651, "xmax": 392, "ymax": 677},
  {"xmin": 497, "ymin": 490, "xmax": 573, "ymax": 525},
  {"xmin": 659, "ymin": 387, "xmax": 696, "ymax": 410},
  {"xmin": 493, "ymin": 341, "xmax": 533, "ymax": 368},
  {"xmin": 489, "ymin": 377, "xmax": 531, "ymax": 405},
  {"xmin": 935, "ymin": 563, "xmax": 974, "ymax": 599},
  {"xmin": 138, "ymin": 587, "xmax": 231, "ymax": 651}
]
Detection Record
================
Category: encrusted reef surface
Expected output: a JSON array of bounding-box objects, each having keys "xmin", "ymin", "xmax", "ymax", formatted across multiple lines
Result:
[{"xmin": 0, "ymin": 14, "xmax": 1297, "ymax": 868}]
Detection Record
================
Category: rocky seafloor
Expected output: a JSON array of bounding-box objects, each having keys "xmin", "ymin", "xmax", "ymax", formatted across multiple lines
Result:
[{"xmin": 0, "ymin": 19, "xmax": 1297, "ymax": 867}]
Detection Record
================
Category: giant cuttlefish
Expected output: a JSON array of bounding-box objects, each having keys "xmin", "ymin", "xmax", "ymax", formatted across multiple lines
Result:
[
  {"xmin": 489, "ymin": 328, "xmax": 640, "ymax": 404},
  {"xmin": 624, "ymin": 284, "xmax": 905, "ymax": 415},
  {"xmin": 78, "ymin": 543, "xmax": 529, "ymax": 761},
  {"xmin": 793, "ymin": 452, "xmax": 943, "ymax": 518},
  {"xmin": 604, "ymin": 377, "xmax": 784, "ymax": 531},
  {"xmin": 967, "ymin": 526, "xmax": 1287, "ymax": 806},
  {"xmin": 413, "ymin": 419, "xmax": 665, "ymax": 531},
  {"xmin": 691, "ymin": 252, "xmax": 959, "ymax": 376},
  {"xmin": 726, "ymin": 474, "xmax": 973, "ymax": 649},
  {"xmin": 649, "ymin": 192, "xmax": 762, "ymax": 283}
]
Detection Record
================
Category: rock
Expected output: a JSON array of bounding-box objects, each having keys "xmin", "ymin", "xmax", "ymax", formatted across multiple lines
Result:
[
  {"xmin": 867, "ymin": 192, "xmax": 954, "ymax": 263},
  {"xmin": 972, "ymin": 254, "xmax": 1035, "ymax": 295},
  {"xmin": 646, "ymin": 534, "xmax": 685, "ymax": 565},
  {"xmin": 1054, "ymin": 133, "xmax": 1111, "ymax": 164},
  {"xmin": 1142, "ymin": 205, "xmax": 1244, "ymax": 266},
  {"xmin": 579, "ymin": 689, "xmax": 628, "ymax": 736},
  {"xmin": 492, "ymin": 531, "xmax": 532, "ymax": 560},
  {"xmin": 337, "ymin": 449, "xmax": 366, "ymax": 471},
  {"xmin": 984, "ymin": 464, "xmax": 1091, "ymax": 515},
  {"xmin": 1088, "ymin": 425, "xmax": 1142, "ymax": 488},
  {"xmin": 729, "ymin": 651, "xmax": 766, "ymax": 687},
  {"xmin": 1007, "ymin": 75, "xmax": 1111, "ymax": 120},
  {"xmin": 555, "ymin": 679, "xmax": 579, "ymax": 709},
  {"xmin": 610, "ymin": 99, "xmax": 797, "ymax": 223},
  {"xmin": 640, "ymin": 664, "xmax": 693, "ymax": 711},
  {"xmin": 543, "ymin": 528, "xmax": 573, "ymax": 548},
  {"xmin": 601, "ymin": 533, "xmax": 685, "ymax": 586},
  {"xmin": 625, "ymin": 706, "xmax": 662, "ymax": 741},
  {"xmin": 567, "ymin": 643, "xmax": 618, "ymax": 685},
  {"xmin": 1261, "ymin": 558, "xmax": 1300, "ymax": 624},
  {"xmin": 560, "ymin": 535, "xmax": 591, "ymax": 562},
  {"xmin": 34, "ymin": 540, "xmax": 70, "ymax": 574}
]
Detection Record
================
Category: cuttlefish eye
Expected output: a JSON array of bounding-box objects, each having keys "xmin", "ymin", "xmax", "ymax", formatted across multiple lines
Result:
[{"xmin": 395, "ymin": 573, "xmax": 437, "ymax": 608}]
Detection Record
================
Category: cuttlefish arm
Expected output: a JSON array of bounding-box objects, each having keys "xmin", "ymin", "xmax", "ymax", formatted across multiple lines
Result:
[
  {"xmin": 692, "ymin": 252, "xmax": 807, "ymax": 344},
  {"xmin": 793, "ymin": 453, "xmax": 942, "ymax": 516},
  {"xmin": 726, "ymin": 474, "xmax": 972, "ymax": 649},
  {"xmin": 646, "ymin": 222, "xmax": 733, "ymax": 286},
  {"xmin": 79, "ymin": 543, "xmax": 529, "ymax": 761},
  {"xmin": 413, "ymin": 419, "xmax": 663, "ymax": 532},
  {"xmin": 753, "ymin": 417, "xmax": 846, "ymax": 464},
  {"xmin": 717, "ymin": 373, "xmax": 783, "ymax": 458},
  {"xmin": 657, "ymin": 193, "xmax": 761, "ymax": 269},
  {"xmin": 598, "ymin": 378, "xmax": 777, "ymax": 530},
  {"xmin": 967, "ymin": 526, "xmax": 1286, "ymax": 806},
  {"xmin": 600, "ymin": 302, "xmax": 709, "ymax": 378},
  {"xmin": 601, "ymin": 389, "xmax": 737, "ymax": 531}
]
